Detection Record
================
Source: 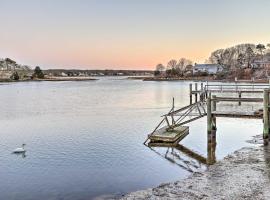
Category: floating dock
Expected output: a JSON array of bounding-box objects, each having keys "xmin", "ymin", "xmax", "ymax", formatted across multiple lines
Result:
[{"xmin": 148, "ymin": 126, "xmax": 189, "ymax": 144}]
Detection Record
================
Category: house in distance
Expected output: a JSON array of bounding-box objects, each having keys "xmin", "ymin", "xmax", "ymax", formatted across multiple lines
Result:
[{"xmin": 193, "ymin": 63, "xmax": 224, "ymax": 75}]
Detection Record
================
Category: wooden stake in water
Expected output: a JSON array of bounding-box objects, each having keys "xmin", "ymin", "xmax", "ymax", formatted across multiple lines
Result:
[
  {"xmin": 189, "ymin": 83, "xmax": 192, "ymax": 105},
  {"xmin": 212, "ymin": 95, "xmax": 216, "ymax": 112},
  {"xmin": 207, "ymin": 97, "xmax": 212, "ymax": 143},
  {"xmin": 195, "ymin": 83, "xmax": 198, "ymax": 103},
  {"xmin": 263, "ymin": 89, "xmax": 269, "ymax": 145},
  {"xmin": 238, "ymin": 92, "xmax": 242, "ymax": 106}
]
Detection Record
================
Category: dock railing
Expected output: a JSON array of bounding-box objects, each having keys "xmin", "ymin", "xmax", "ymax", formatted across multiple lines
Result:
[{"xmin": 204, "ymin": 84, "xmax": 270, "ymax": 93}]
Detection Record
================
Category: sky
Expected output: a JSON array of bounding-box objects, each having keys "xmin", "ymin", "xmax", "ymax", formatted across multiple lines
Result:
[{"xmin": 0, "ymin": 0, "xmax": 270, "ymax": 70}]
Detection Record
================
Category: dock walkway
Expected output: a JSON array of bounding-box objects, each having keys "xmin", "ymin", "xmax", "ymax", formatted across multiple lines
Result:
[{"xmin": 145, "ymin": 82, "xmax": 270, "ymax": 147}]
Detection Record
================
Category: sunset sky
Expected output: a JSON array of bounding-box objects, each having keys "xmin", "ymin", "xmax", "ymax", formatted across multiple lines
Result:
[{"xmin": 0, "ymin": 0, "xmax": 270, "ymax": 70}]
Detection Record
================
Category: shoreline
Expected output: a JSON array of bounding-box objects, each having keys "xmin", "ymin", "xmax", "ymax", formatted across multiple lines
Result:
[
  {"xmin": 121, "ymin": 142, "xmax": 270, "ymax": 200},
  {"xmin": 0, "ymin": 77, "xmax": 98, "ymax": 83},
  {"xmin": 128, "ymin": 76, "xmax": 269, "ymax": 83}
]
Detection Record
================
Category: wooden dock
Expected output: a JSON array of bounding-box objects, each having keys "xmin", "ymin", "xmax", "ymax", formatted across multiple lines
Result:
[
  {"xmin": 145, "ymin": 82, "xmax": 270, "ymax": 150},
  {"xmin": 148, "ymin": 126, "xmax": 189, "ymax": 144}
]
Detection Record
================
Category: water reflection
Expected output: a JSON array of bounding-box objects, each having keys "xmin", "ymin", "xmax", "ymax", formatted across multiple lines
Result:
[
  {"xmin": 147, "ymin": 139, "xmax": 216, "ymax": 173},
  {"xmin": 12, "ymin": 152, "xmax": 27, "ymax": 158}
]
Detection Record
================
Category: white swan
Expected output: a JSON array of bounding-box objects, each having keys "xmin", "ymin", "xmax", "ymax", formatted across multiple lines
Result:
[{"xmin": 13, "ymin": 144, "xmax": 26, "ymax": 153}]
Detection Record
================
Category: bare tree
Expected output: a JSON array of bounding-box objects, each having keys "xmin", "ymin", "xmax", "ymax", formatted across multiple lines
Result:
[
  {"xmin": 266, "ymin": 44, "xmax": 270, "ymax": 55},
  {"xmin": 155, "ymin": 64, "xmax": 165, "ymax": 72},
  {"xmin": 167, "ymin": 59, "xmax": 178, "ymax": 70},
  {"xmin": 208, "ymin": 43, "xmax": 256, "ymax": 70},
  {"xmin": 256, "ymin": 44, "xmax": 266, "ymax": 57},
  {"xmin": 177, "ymin": 58, "xmax": 193, "ymax": 72},
  {"xmin": 246, "ymin": 47, "xmax": 255, "ymax": 68},
  {"xmin": 208, "ymin": 49, "xmax": 225, "ymax": 65},
  {"xmin": 237, "ymin": 53, "xmax": 245, "ymax": 67}
]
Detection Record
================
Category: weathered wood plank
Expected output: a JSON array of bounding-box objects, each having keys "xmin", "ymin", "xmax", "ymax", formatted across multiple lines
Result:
[
  {"xmin": 149, "ymin": 126, "xmax": 189, "ymax": 143},
  {"xmin": 212, "ymin": 111, "xmax": 262, "ymax": 119},
  {"xmin": 213, "ymin": 97, "xmax": 263, "ymax": 102}
]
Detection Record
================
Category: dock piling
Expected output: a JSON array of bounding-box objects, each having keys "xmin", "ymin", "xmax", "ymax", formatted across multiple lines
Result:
[
  {"xmin": 212, "ymin": 95, "xmax": 216, "ymax": 112},
  {"xmin": 207, "ymin": 96, "xmax": 216, "ymax": 145},
  {"xmin": 189, "ymin": 83, "xmax": 192, "ymax": 105},
  {"xmin": 263, "ymin": 89, "xmax": 270, "ymax": 145},
  {"xmin": 238, "ymin": 92, "xmax": 242, "ymax": 106},
  {"xmin": 200, "ymin": 83, "xmax": 204, "ymax": 101},
  {"xmin": 195, "ymin": 83, "xmax": 198, "ymax": 103},
  {"xmin": 207, "ymin": 137, "xmax": 216, "ymax": 165}
]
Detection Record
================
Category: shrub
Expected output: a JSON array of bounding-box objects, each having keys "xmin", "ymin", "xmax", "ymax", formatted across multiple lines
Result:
[
  {"xmin": 154, "ymin": 70, "xmax": 161, "ymax": 76},
  {"xmin": 10, "ymin": 71, "xmax": 20, "ymax": 80},
  {"xmin": 33, "ymin": 66, "xmax": 44, "ymax": 79}
]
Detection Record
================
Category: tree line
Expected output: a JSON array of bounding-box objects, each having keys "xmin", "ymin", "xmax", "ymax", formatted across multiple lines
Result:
[
  {"xmin": 155, "ymin": 43, "xmax": 270, "ymax": 78},
  {"xmin": 207, "ymin": 43, "xmax": 270, "ymax": 70},
  {"xmin": 155, "ymin": 58, "xmax": 193, "ymax": 77}
]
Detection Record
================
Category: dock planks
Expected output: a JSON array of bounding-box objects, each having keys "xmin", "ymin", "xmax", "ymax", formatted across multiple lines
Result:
[{"xmin": 149, "ymin": 126, "xmax": 189, "ymax": 143}]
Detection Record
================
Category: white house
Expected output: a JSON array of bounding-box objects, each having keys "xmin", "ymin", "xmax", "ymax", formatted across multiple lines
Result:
[
  {"xmin": 252, "ymin": 55, "xmax": 270, "ymax": 69},
  {"xmin": 193, "ymin": 64, "xmax": 223, "ymax": 75}
]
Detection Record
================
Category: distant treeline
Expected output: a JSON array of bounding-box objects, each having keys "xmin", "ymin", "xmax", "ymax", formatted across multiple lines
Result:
[
  {"xmin": 154, "ymin": 43, "xmax": 270, "ymax": 80},
  {"xmin": 44, "ymin": 69, "xmax": 154, "ymax": 76}
]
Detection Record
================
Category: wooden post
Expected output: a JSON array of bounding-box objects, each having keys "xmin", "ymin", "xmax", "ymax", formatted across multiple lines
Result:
[
  {"xmin": 212, "ymin": 95, "xmax": 216, "ymax": 112},
  {"xmin": 189, "ymin": 83, "xmax": 192, "ymax": 105},
  {"xmin": 207, "ymin": 97, "xmax": 212, "ymax": 132},
  {"xmin": 207, "ymin": 97, "xmax": 212, "ymax": 143},
  {"xmin": 238, "ymin": 92, "xmax": 242, "ymax": 106},
  {"xmin": 207, "ymin": 136, "xmax": 216, "ymax": 165},
  {"xmin": 172, "ymin": 98, "xmax": 175, "ymax": 126},
  {"xmin": 212, "ymin": 95, "xmax": 217, "ymax": 141},
  {"xmin": 263, "ymin": 89, "xmax": 269, "ymax": 145},
  {"xmin": 200, "ymin": 83, "xmax": 204, "ymax": 101},
  {"xmin": 207, "ymin": 95, "xmax": 216, "ymax": 145},
  {"xmin": 195, "ymin": 83, "xmax": 198, "ymax": 103},
  {"xmin": 172, "ymin": 97, "xmax": 175, "ymax": 111}
]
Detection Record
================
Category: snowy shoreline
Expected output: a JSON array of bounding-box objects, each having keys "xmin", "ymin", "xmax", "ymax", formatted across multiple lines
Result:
[{"xmin": 121, "ymin": 145, "xmax": 270, "ymax": 200}]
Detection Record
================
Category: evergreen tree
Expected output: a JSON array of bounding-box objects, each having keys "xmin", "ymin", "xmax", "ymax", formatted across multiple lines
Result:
[{"xmin": 33, "ymin": 66, "xmax": 44, "ymax": 79}]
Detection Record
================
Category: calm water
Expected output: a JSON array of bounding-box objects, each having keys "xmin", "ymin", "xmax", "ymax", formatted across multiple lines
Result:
[{"xmin": 0, "ymin": 77, "xmax": 261, "ymax": 199}]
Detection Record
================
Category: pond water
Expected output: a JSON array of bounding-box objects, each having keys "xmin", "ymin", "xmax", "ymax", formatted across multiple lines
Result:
[{"xmin": 0, "ymin": 77, "xmax": 261, "ymax": 199}]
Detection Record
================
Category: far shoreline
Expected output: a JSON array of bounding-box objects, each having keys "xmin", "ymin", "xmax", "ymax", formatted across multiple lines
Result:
[
  {"xmin": 0, "ymin": 77, "xmax": 99, "ymax": 83},
  {"xmin": 128, "ymin": 76, "xmax": 270, "ymax": 84}
]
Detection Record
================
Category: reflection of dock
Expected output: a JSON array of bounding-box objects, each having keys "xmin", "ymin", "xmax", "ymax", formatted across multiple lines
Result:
[
  {"xmin": 148, "ymin": 143, "xmax": 208, "ymax": 164},
  {"xmin": 147, "ymin": 141, "xmax": 216, "ymax": 172},
  {"xmin": 145, "ymin": 83, "xmax": 270, "ymax": 165}
]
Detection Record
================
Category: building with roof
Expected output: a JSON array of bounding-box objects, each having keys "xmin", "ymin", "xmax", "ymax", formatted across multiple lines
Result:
[
  {"xmin": 193, "ymin": 64, "xmax": 223, "ymax": 75},
  {"xmin": 252, "ymin": 55, "xmax": 270, "ymax": 69}
]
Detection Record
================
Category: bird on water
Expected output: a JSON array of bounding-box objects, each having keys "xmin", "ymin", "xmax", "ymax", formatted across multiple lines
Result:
[{"xmin": 13, "ymin": 144, "xmax": 26, "ymax": 153}]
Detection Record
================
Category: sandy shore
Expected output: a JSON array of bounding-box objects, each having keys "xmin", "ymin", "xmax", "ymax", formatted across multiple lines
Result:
[{"xmin": 122, "ymin": 144, "xmax": 270, "ymax": 200}]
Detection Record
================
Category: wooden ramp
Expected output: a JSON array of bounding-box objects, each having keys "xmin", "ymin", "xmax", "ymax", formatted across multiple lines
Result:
[{"xmin": 148, "ymin": 126, "xmax": 189, "ymax": 144}]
